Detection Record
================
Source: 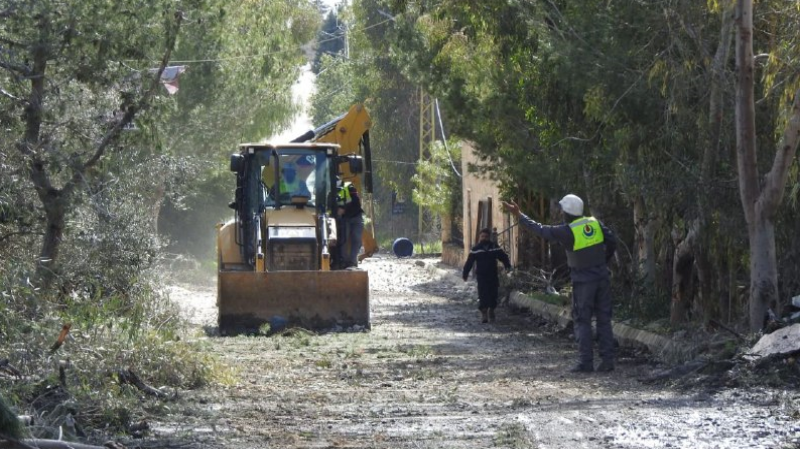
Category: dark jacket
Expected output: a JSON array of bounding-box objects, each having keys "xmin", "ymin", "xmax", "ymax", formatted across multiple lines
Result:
[
  {"xmin": 462, "ymin": 241, "xmax": 512, "ymax": 285},
  {"xmin": 339, "ymin": 183, "xmax": 363, "ymax": 219},
  {"xmin": 518, "ymin": 213, "xmax": 616, "ymax": 283}
]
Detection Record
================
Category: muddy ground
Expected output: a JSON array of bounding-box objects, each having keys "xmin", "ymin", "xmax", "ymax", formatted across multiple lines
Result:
[{"xmin": 153, "ymin": 256, "xmax": 800, "ymax": 449}]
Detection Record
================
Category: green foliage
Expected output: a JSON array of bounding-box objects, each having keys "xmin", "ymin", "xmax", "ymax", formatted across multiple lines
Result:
[
  {"xmin": 411, "ymin": 139, "xmax": 461, "ymax": 215},
  {"xmin": 343, "ymin": 0, "xmax": 800, "ymax": 327},
  {"xmin": 310, "ymin": 54, "xmax": 358, "ymax": 124},
  {"xmin": 0, "ymin": 259, "xmax": 230, "ymax": 435},
  {"xmin": 167, "ymin": 0, "xmax": 319, "ymax": 151},
  {"xmin": 0, "ymin": 0, "xmax": 317, "ymax": 443},
  {"xmin": 0, "ymin": 395, "xmax": 22, "ymax": 440},
  {"xmin": 158, "ymin": 0, "xmax": 319, "ymax": 259},
  {"xmin": 0, "ymin": 256, "xmax": 231, "ymax": 437}
]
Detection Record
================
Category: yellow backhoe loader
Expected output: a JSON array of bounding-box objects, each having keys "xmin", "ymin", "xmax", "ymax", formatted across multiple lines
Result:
[
  {"xmin": 291, "ymin": 103, "xmax": 378, "ymax": 260},
  {"xmin": 216, "ymin": 105, "xmax": 375, "ymax": 334}
]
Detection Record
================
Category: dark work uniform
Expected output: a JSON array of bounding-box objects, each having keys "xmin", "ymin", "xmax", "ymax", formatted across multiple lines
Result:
[
  {"xmin": 462, "ymin": 241, "xmax": 512, "ymax": 310},
  {"xmin": 337, "ymin": 182, "xmax": 364, "ymax": 267},
  {"xmin": 518, "ymin": 213, "xmax": 617, "ymax": 368}
]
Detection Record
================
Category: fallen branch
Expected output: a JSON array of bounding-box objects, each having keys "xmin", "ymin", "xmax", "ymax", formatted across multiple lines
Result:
[
  {"xmin": 17, "ymin": 415, "xmax": 34, "ymax": 426},
  {"xmin": 708, "ymin": 319, "xmax": 745, "ymax": 341},
  {"xmin": 50, "ymin": 323, "xmax": 72, "ymax": 353},
  {"xmin": 639, "ymin": 359, "xmax": 708, "ymax": 383},
  {"xmin": 127, "ymin": 420, "xmax": 149, "ymax": 433},
  {"xmin": 116, "ymin": 369, "xmax": 167, "ymax": 398},
  {"xmin": 0, "ymin": 359, "xmax": 22, "ymax": 379}
]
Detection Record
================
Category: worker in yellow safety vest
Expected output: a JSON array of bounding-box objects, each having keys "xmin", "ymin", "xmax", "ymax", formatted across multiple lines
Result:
[
  {"xmin": 502, "ymin": 194, "xmax": 617, "ymax": 374},
  {"xmin": 336, "ymin": 180, "xmax": 364, "ymax": 269},
  {"xmin": 280, "ymin": 163, "xmax": 310, "ymax": 198}
]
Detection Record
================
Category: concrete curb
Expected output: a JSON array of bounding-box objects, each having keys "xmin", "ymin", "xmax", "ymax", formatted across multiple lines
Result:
[
  {"xmin": 422, "ymin": 261, "xmax": 673, "ymax": 355},
  {"xmin": 509, "ymin": 291, "xmax": 673, "ymax": 354}
]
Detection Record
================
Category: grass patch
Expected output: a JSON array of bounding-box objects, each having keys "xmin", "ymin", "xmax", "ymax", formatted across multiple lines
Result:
[
  {"xmin": 377, "ymin": 237, "xmax": 443, "ymax": 256},
  {"xmin": 493, "ymin": 422, "xmax": 537, "ymax": 448},
  {"xmin": 511, "ymin": 397, "xmax": 534, "ymax": 408},
  {"xmin": 409, "ymin": 367, "xmax": 438, "ymax": 381},
  {"xmin": 401, "ymin": 344, "xmax": 434, "ymax": 358},
  {"xmin": 315, "ymin": 359, "xmax": 333, "ymax": 369},
  {"xmin": 524, "ymin": 291, "xmax": 570, "ymax": 307}
]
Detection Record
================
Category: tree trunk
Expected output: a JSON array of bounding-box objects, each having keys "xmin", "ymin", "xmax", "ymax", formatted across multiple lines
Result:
[
  {"xmin": 441, "ymin": 211, "xmax": 452, "ymax": 243},
  {"xmin": 735, "ymin": 0, "xmax": 800, "ymax": 330},
  {"xmin": 748, "ymin": 216, "xmax": 777, "ymax": 330},
  {"xmin": 150, "ymin": 178, "xmax": 167, "ymax": 236},
  {"xmin": 633, "ymin": 195, "xmax": 657, "ymax": 285},
  {"xmin": 716, "ymin": 247, "xmax": 732, "ymax": 324},
  {"xmin": 37, "ymin": 194, "xmax": 67, "ymax": 281},
  {"xmin": 670, "ymin": 3, "xmax": 734, "ymax": 324},
  {"xmin": 734, "ymin": 0, "xmax": 763, "ymax": 331},
  {"xmin": 16, "ymin": 14, "xmax": 183, "ymax": 287},
  {"xmin": 671, "ymin": 225, "xmax": 695, "ymax": 324}
]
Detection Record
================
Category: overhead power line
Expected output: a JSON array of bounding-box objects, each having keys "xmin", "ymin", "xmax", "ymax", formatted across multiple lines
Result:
[{"xmin": 165, "ymin": 18, "xmax": 394, "ymax": 64}]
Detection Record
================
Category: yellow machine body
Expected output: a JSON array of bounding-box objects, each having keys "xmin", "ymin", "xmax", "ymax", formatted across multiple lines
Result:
[
  {"xmin": 216, "ymin": 138, "xmax": 371, "ymax": 334},
  {"xmin": 306, "ymin": 104, "xmax": 378, "ymax": 260}
]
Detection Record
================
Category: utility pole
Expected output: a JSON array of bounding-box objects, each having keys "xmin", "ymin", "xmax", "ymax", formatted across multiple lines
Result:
[
  {"xmin": 343, "ymin": 0, "xmax": 349, "ymax": 60},
  {"xmin": 418, "ymin": 87, "xmax": 436, "ymax": 252}
]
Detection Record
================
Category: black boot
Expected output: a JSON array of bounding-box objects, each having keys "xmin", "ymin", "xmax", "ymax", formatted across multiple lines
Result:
[
  {"xmin": 488, "ymin": 308, "xmax": 496, "ymax": 322},
  {"xmin": 596, "ymin": 361, "xmax": 615, "ymax": 372},
  {"xmin": 569, "ymin": 363, "xmax": 594, "ymax": 373},
  {"xmin": 480, "ymin": 308, "xmax": 488, "ymax": 323}
]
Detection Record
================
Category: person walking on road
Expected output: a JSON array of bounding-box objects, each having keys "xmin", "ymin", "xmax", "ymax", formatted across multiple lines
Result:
[
  {"xmin": 502, "ymin": 195, "xmax": 617, "ymax": 373},
  {"xmin": 462, "ymin": 228, "xmax": 512, "ymax": 323}
]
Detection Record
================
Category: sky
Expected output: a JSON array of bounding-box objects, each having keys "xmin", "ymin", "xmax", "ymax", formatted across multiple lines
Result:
[
  {"xmin": 266, "ymin": 63, "xmax": 317, "ymax": 142},
  {"xmin": 323, "ymin": 0, "xmax": 342, "ymax": 10},
  {"xmin": 265, "ymin": 0, "xmax": 342, "ymax": 142}
]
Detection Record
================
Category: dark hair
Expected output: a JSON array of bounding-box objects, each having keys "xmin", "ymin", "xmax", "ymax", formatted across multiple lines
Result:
[{"xmin": 479, "ymin": 228, "xmax": 491, "ymax": 236}]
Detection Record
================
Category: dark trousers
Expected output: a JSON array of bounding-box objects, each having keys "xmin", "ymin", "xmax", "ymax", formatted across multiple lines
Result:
[
  {"xmin": 477, "ymin": 280, "xmax": 499, "ymax": 310},
  {"xmin": 571, "ymin": 278, "xmax": 614, "ymax": 365}
]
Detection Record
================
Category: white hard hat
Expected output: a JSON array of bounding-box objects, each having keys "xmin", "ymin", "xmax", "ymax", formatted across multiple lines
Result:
[{"xmin": 558, "ymin": 194, "xmax": 584, "ymax": 216}]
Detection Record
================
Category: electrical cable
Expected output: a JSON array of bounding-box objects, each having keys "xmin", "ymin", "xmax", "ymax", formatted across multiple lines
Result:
[
  {"xmin": 434, "ymin": 98, "xmax": 461, "ymax": 178},
  {"xmin": 165, "ymin": 18, "xmax": 394, "ymax": 64}
]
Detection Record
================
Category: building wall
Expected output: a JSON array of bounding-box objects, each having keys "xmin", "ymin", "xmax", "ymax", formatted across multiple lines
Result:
[{"xmin": 441, "ymin": 141, "xmax": 518, "ymax": 268}]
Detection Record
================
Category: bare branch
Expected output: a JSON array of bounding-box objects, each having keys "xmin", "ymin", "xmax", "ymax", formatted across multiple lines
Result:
[
  {"xmin": 548, "ymin": 65, "xmax": 649, "ymax": 148},
  {"xmin": 0, "ymin": 230, "xmax": 43, "ymax": 243},
  {"xmin": 0, "ymin": 36, "xmax": 25, "ymax": 48},
  {"xmin": 79, "ymin": 11, "xmax": 184, "ymax": 175},
  {"xmin": 758, "ymin": 87, "xmax": 800, "ymax": 217},
  {"xmin": 17, "ymin": 20, "xmax": 52, "ymax": 197},
  {"xmin": 0, "ymin": 87, "xmax": 23, "ymax": 103},
  {"xmin": 0, "ymin": 59, "xmax": 31, "ymax": 77}
]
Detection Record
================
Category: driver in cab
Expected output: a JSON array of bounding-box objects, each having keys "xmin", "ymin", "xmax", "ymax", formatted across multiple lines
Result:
[{"xmin": 280, "ymin": 163, "xmax": 310, "ymax": 198}]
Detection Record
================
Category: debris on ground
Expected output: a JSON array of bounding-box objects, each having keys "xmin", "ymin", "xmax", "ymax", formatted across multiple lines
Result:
[
  {"xmin": 142, "ymin": 256, "xmax": 800, "ymax": 448},
  {"xmin": 746, "ymin": 323, "xmax": 800, "ymax": 361}
]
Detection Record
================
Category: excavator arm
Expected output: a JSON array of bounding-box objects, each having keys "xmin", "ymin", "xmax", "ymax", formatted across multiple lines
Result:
[{"xmin": 291, "ymin": 103, "xmax": 378, "ymax": 259}]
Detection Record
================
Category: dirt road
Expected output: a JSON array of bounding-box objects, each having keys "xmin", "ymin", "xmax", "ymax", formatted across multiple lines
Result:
[{"xmin": 155, "ymin": 256, "xmax": 800, "ymax": 448}]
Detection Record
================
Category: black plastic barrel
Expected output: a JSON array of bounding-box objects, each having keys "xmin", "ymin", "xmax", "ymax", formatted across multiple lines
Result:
[{"xmin": 392, "ymin": 237, "xmax": 414, "ymax": 258}]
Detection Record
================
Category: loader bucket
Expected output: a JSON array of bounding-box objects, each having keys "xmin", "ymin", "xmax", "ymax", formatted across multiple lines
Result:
[{"xmin": 217, "ymin": 270, "xmax": 369, "ymax": 335}]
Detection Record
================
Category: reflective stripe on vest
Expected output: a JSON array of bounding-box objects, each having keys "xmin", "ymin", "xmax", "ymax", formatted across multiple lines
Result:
[
  {"xmin": 337, "ymin": 182, "xmax": 353, "ymax": 206},
  {"xmin": 566, "ymin": 217, "xmax": 606, "ymax": 269},
  {"xmin": 570, "ymin": 217, "xmax": 604, "ymax": 250},
  {"xmin": 281, "ymin": 179, "xmax": 301, "ymax": 193}
]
